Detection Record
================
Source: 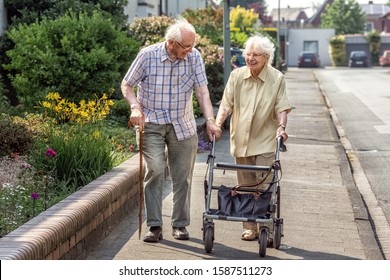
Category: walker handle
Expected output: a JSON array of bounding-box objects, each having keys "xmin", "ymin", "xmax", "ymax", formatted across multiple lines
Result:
[{"xmin": 277, "ymin": 135, "xmax": 287, "ymax": 153}]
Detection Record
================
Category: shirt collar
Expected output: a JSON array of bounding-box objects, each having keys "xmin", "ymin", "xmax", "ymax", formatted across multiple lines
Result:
[
  {"xmin": 243, "ymin": 65, "xmax": 268, "ymax": 82},
  {"xmin": 160, "ymin": 42, "xmax": 170, "ymax": 62},
  {"xmin": 160, "ymin": 42, "xmax": 188, "ymax": 62}
]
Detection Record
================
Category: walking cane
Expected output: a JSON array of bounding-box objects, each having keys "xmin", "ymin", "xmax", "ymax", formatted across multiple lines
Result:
[
  {"xmin": 137, "ymin": 127, "xmax": 143, "ymax": 240},
  {"xmin": 128, "ymin": 119, "xmax": 143, "ymax": 240}
]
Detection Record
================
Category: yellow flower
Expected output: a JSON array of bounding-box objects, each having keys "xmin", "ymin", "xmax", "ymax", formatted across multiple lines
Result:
[
  {"xmin": 46, "ymin": 92, "xmax": 61, "ymax": 101},
  {"xmin": 41, "ymin": 101, "xmax": 52, "ymax": 108},
  {"xmin": 92, "ymin": 130, "xmax": 101, "ymax": 139}
]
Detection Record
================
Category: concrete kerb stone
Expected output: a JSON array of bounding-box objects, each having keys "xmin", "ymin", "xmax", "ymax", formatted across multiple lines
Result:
[{"xmin": 314, "ymin": 70, "xmax": 384, "ymax": 260}]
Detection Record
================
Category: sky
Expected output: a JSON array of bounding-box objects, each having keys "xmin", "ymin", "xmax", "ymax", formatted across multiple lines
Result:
[{"xmin": 266, "ymin": 0, "xmax": 389, "ymax": 16}]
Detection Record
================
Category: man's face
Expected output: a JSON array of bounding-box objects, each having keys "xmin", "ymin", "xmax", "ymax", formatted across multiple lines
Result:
[{"xmin": 170, "ymin": 29, "xmax": 196, "ymax": 60}]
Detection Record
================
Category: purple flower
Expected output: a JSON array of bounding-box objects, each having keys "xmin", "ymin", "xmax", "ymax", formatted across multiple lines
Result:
[
  {"xmin": 31, "ymin": 192, "xmax": 40, "ymax": 200},
  {"xmin": 198, "ymin": 138, "xmax": 211, "ymax": 152},
  {"xmin": 44, "ymin": 148, "xmax": 57, "ymax": 158}
]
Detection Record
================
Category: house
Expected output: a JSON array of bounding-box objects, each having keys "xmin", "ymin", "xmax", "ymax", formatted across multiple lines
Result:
[
  {"xmin": 287, "ymin": 28, "xmax": 335, "ymax": 67},
  {"xmin": 360, "ymin": 1, "xmax": 390, "ymax": 33},
  {"xmin": 126, "ymin": 0, "xmax": 208, "ymax": 23},
  {"xmin": 308, "ymin": 0, "xmax": 334, "ymax": 27},
  {"xmin": 269, "ymin": 0, "xmax": 390, "ymax": 67},
  {"xmin": 269, "ymin": 6, "xmax": 309, "ymax": 28},
  {"xmin": 308, "ymin": 0, "xmax": 390, "ymax": 32}
]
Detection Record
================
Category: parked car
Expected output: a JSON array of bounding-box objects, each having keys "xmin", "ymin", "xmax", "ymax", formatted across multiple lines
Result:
[
  {"xmin": 348, "ymin": 51, "xmax": 369, "ymax": 67},
  {"xmin": 231, "ymin": 47, "xmax": 246, "ymax": 68},
  {"xmin": 219, "ymin": 47, "xmax": 246, "ymax": 69},
  {"xmin": 379, "ymin": 50, "xmax": 390, "ymax": 67},
  {"xmin": 297, "ymin": 51, "xmax": 320, "ymax": 68}
]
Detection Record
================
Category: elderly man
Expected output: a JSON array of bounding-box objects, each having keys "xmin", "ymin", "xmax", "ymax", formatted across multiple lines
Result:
[{"xmin": 121, "ymin": 17, "xmax": 221, "ymax": 243}]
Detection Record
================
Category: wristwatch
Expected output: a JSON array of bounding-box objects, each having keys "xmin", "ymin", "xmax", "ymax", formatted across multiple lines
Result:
[{"xmin": 206, "ymin": 117, "xmax": 215, "ymax": 123}]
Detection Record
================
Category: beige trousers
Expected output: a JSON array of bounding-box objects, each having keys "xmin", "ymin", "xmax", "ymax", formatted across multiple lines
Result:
[{"xmin": 235, "ymin": 152, "xmax": 274, "ymax": 231}]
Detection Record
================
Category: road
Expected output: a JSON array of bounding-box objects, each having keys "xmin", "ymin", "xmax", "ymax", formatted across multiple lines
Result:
[{"xmin": 315, "ymin": 66, "xmax": 390, "ymax": 257}]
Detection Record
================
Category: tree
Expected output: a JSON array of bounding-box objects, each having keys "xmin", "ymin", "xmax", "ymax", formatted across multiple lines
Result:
[
  {"xmin": 4, "ymin": 11, "xmax": 140, "ymax": 109},
  {"xmin": 321, "ymin": 0, "xmax": 365, "ymax": 35},
  {"xmin": 182, "ymin": 7, "xmax": 223, "ymax": 46},
  {"xmin": 1, "ymin": 0, "xmax": 129, "ymax": 106},
  {"xmin": 229, "ymin": 0, "xmax": 267, "ymax": 24},
  {"xmin": 4, "ymin": 0, "xmax": 128, "ymax": 28},
  {"xmin": 229, "ymin": 0, "xmax": 263, "ymax": 9},
  {"xmin": 230, "ymin": 5, "xmax": 259, "ymax": 32}
]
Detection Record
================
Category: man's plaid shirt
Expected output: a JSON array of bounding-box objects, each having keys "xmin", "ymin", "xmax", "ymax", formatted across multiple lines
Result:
[{"xmin": 123, "ymin": 42, "xmax": 208, "ymax": 141}]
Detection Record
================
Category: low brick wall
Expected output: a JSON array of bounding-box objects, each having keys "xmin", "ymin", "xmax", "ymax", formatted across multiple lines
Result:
[{"xmin": 0, "ymin": 154, "xmax": 142, "ymax": 260}]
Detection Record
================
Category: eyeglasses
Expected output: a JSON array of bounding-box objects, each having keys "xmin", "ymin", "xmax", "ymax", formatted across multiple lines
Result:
[
  {"xmin": 176, "ymin": 41, "xmax": 195, "ymax": 51},
  {"xmin": 245, "ymin": 52, "xmax": 268, "ymax": 59}
]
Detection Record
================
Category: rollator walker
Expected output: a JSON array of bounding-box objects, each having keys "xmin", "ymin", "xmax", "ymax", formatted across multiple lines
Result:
[{"xmin": 202, "ymin": 135, "xmax": 286, "ymax": 257}]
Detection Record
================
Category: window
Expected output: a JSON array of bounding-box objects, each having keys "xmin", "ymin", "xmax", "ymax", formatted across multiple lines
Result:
[
  {"xmin": 365, "ymin": 22, "xmax": 373, "ymax": 32},
  {"xmin": 303, "ymin": 41, "xmax": 319, "ymax": 55}
]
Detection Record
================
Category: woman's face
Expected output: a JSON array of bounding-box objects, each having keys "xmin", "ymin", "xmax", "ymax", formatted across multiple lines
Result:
[{"xmin": 244, "ymin": 47, "xmax": 269, "ymax": 74}]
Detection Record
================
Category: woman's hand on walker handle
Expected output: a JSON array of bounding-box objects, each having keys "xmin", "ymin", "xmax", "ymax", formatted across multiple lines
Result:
[
  {"xmin": 207, "ymin": 121, "xmax": 222, "ymax": 142},
  {"xmin": 277, "ymin": 130, "xmax": 288, "ymax": 143}
]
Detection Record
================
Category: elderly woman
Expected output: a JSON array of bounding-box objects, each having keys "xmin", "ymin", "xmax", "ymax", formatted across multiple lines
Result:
[{"xmin": 215, "ymin": 34, "xmax": 292, "ymax": 241}]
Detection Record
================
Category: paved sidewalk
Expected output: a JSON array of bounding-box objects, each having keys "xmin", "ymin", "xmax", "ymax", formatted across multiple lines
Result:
[{"xmin": 86, "ymin": 68, "xmax": 383, "ymax": 260}]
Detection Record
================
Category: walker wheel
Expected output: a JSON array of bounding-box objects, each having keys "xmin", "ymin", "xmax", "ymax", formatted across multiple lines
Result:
[
  {"xmin": 258, "ymin": 229, "xmax": 267, "ymax": 257},
  {"xmin": 204, "ymin": 225, "xmax": 214, "ymax": 253},
  {"xmin": 273, "ymin": 223, "xmax": 282, "ymax": 249}
]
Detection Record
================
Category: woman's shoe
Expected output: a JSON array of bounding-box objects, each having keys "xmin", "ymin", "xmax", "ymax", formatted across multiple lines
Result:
[{"xmin": 241, "ymin": 229, "xmax": 259, "ymax": 241}]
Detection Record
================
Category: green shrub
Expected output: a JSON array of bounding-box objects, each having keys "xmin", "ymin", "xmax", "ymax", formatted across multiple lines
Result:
[
  {"xmin": 0, "ymin": 77, "xmax": 9, "ymax": 114},
  {"xmin": 128, "ymin": 15, "xmax": 174, "ymax": 46},
  {"xmin": 231, "ymin": 31, "xmax": 249, "ymax": 48},
  {"xmin": 4, "ymin": 10, "xmax": 140, "ymax": 110},
  {"xmin": 329, "ymin": 35, "xmax": 347, "ymax": 66},
  {"xmin": 3, "ymin": 0, "xmax": 129, "ymax": 28},
  {"xmin": 182, "ymin": 7, "xmax": 223, "ymax": 46},
  {"xmin": 366, "ymin": 31, "xmax": 380, "ymax": 65},
  {"xmin": 196, "ymin": 37, "xmax": 224, "ymax": 105},
  {"xmin": 0, "ymin": 113, "xmax": 54, "ymax": 157},
  {"xmin": 109, "ymin": 98, "xmax": 130, "ymax": 125}
]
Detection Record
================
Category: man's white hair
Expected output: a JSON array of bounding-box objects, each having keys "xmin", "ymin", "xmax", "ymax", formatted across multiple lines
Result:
[{"xmin": 165, "ymin": 16, "xmax": 196, "ymax": 42}]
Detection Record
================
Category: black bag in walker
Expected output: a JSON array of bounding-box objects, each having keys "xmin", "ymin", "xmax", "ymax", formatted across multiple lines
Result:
[{"xmin": 216, "ymin": 185, "xmax": 271, "ymax": 218}]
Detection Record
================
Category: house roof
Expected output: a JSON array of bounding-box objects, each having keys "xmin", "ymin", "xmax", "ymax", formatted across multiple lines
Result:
[
  {"xmin": 308, "ymin": 1, "xmax": 390, "ymax": 27},
  {"xmin": 360, "ymin": 3, "xmax": 390, "ymax": 16},
  {"xmin": 270, "ymin": 7, "xmax": 308, "ymax": 22},
  {"xmin": 308, "ymin": 0, "xmax": 334, "ymax": 26}
]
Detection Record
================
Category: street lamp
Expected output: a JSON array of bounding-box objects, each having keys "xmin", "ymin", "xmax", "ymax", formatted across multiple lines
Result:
[
  {"xmin": 223, "ymin": 0, "xmax": 231, "ymax": 86},
  {"xmin": 277, "ymin": 0, "xmax": 281, "ymax": 69}
]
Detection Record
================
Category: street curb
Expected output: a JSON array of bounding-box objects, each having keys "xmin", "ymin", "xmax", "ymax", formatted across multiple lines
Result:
[{"xmin": 314, "ymin": 72, "xmax": 384, "ymax": 260}]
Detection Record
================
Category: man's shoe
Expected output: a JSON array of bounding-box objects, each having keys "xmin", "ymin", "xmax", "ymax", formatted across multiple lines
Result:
[
  {"xmin": 172, "ymin": 227, "xmax": 190, "ymax": 240},
  {"xmin": 143, "ymin": 226, "xmax": 163, "ymax": 243}
]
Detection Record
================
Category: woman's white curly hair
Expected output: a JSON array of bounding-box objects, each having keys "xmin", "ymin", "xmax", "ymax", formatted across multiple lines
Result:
[{"xmin": 243, "ymin": 34, "xmax": 275, "ymax": 65}]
